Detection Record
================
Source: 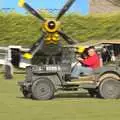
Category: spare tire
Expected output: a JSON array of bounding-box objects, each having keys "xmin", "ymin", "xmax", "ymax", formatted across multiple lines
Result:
[{"xmin": 4, "ymin": 65, "xmax": 13, "ymax": 79}]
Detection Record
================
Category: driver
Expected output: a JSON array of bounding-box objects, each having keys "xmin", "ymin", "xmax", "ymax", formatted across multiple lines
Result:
[{"xmin": 71, "ymin": 46, "xmax": 101, "ymax": 78}]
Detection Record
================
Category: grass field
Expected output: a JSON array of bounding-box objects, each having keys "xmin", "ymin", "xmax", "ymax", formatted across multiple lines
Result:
[{"xmin": 0, "ymin": 74, "xmax": 120, "ymax": 120}]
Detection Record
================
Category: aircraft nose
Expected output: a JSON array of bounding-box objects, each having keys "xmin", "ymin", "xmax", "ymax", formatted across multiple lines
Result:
[{"xmin": 48, "ymin": 21, "xmax": 56, "ymax": 29}]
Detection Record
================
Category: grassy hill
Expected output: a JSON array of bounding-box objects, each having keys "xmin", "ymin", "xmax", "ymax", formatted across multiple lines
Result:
[{"xmin": 0, "ymin": 12, "xmax": 120, "ymax": 46}]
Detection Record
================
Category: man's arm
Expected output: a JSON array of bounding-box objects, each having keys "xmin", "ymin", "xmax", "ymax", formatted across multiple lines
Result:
[{"xmin": 82, "ymin": 56, "xmax": 97, "ymax": 66}]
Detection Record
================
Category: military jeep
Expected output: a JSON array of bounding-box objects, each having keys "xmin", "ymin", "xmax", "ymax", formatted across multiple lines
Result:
[{"xmin": 18, "ymin": 40, "xmax": 120, "ymax": 100}]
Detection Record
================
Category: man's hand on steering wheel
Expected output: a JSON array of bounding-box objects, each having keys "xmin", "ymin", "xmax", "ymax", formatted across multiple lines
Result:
[{"xmin": 76, "ymin": 57, "xmax": 84, "ymax": 62}]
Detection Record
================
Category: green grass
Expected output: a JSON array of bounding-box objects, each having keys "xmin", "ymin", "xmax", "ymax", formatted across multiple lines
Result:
[{"xmin": 0, "ymin": 74, "xmax": 120, "ymax": 120}]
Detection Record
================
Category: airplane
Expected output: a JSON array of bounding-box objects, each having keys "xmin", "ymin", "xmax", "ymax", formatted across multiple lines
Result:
[{"xmin": 18, "ymin": 0, "xmax": 76, "ymax": 60}]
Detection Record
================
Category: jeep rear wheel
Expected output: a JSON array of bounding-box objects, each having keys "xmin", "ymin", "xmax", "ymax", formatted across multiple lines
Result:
[
  {"xmin": 99, "ymin": 78, "xmax": 120, "ymax": 99},
  {"xmin": 32, "ymin": 78, "xmax": 55, "ymax": 100}
]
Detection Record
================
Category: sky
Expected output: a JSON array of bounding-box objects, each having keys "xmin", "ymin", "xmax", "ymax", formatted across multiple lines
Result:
[{"xmin": 0, "ymin": 0, "xmax": 89, "ymax": 15}]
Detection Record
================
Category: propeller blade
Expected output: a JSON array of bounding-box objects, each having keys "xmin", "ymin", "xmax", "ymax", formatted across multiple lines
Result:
[
  {"xmin": 58, "ymin": 31, "xmax": 76, "ymax": 45},
  {"xmin": 22, "ymin": 2, "xmax": 45, "ymax": 21},
  {"xmin": 24, "ymin": 33, "xmax": 45, "ymax": 59},
  {"xmin": 30, "ymin": 33, "xmax": 45, "ymax": 55},
  {"xmin": 56, "ymin": 0, "xmax": 75, "ymax": 21}
]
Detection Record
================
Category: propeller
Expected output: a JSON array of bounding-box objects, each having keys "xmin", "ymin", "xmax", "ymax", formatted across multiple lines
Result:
[
  {"xmin": 18, "ymin": 0, "xmax": 77, "ymax": 58},
  {"xmin": 18, "ymin": 0, "xmax": 45, "ymax": 21},
  {"xmin": 56, "ymin": 0, "xmax": 75, "ymax": 21},
  {"xmin": 58, "ymin": 30, "xmax": 76, "ymax": 45}
]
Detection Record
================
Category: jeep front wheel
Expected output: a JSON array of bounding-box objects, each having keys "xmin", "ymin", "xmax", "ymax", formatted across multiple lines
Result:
[{"xmin": 32, "ymin": 78, "xmax": 55, "ymax": 100}]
